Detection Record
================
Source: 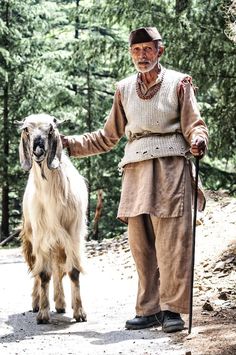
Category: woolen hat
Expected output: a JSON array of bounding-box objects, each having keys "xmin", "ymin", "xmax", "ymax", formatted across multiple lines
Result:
[{"xmin": 129, "ymin": 27, "xmax": 162, "ymax": 46}]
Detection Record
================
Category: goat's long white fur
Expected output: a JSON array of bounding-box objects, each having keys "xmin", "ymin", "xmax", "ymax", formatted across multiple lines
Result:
[
  {"xmin": 19, "ymin": 113, "xmax": 88, "ymax": 323},
  {"xmin": 23, "ymin": 154, "xmax": 87, "ymax": 275}
]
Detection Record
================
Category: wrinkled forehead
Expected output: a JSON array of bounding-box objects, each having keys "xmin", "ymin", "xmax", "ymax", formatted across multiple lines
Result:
[
  {"xmin": 130, "ymin": 41, "xmax": 156, "ymax": 49},
  {"xmin": 22, "ymin": 114, "xmax": 56, "ymax": 130}
]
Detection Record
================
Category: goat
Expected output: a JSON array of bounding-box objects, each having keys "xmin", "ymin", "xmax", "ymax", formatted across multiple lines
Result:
[{"xmin": 19, "ymin": 113, "xmax": 88, "ymax": 324}]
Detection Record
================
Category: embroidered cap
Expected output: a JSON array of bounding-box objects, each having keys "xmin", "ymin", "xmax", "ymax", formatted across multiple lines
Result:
[{"xmin": 129, "ymin": 27, "xmax": 162, "ymax": 46}]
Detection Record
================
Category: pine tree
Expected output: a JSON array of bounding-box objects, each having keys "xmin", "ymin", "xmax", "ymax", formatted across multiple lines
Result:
[{"xmin": 0, "ymin": 0, "xmax": 50, "ymax": 240}]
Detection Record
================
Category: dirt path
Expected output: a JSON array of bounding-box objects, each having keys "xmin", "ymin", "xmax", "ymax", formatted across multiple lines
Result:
[{"xmin": 0, "ymin": 191, "xmax": 235, "ymax": 355}]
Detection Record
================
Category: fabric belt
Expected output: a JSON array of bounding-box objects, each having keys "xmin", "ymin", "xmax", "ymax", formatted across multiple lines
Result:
[{"xmin": 127, "ymin": 131, "xmax": 183, "ymax": 143}]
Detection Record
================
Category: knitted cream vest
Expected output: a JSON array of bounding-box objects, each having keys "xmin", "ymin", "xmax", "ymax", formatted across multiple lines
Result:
[{"xmin": 117, "ymin": 67, "xmax": 191, "ymax": 169}]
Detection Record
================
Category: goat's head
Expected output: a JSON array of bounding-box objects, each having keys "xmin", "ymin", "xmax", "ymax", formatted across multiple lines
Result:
[{"xmin": 19, "ymin": 114, "xmax": 62, "ymax": 171}]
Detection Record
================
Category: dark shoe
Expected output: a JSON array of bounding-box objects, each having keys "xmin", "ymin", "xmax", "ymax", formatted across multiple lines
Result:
[
  {"xmin": 162, "ymin": 311, "xmax": 185, "ymax": 333},
  {"xmin": 125, "ymin": 311, "xmax": 163, "ymax": 330}
]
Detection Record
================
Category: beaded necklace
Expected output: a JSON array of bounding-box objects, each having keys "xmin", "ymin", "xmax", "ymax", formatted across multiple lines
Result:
[{"xmin": 136, "ymin": 67, "xmax": 166, "ymax": 100}]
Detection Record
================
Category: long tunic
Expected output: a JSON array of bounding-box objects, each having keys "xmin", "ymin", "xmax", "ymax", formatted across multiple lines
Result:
[{"xmin": 66, "ymin": 70, "xmax": 208, "ymax": 224}]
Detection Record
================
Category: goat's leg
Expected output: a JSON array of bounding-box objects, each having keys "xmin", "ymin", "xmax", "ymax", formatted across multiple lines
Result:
[
  {"xmin": 69, "ymin": 268, "xmax": 87, "ymax": 322},
  {"xmin": 53, "ymin": 265, "xmax": 66, "ymax": 313},
  {"xmin": 32, "ymin": 275, "xmax": 40, "ymax": 312},
  {"xmin": 20, "ymin": 230, "xmax": 40, "ymax": 311},
  {"xmin": 37, "ymin": 271, "xmax": 51, "ymax": 324}
]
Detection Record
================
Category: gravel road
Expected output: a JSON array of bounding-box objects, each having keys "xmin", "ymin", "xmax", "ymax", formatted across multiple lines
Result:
[
  {"xmin": 0, "ymin": 246, "xmax": 189, "ymax": 355},
  {"xmin": 1, "ymin": 191, "xmax": 236, "ymax": 355}
]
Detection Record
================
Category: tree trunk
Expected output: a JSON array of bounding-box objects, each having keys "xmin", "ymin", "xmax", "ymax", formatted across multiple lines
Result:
[
  {"xmin": 1, "ymin": 80, "xmax": 10, "ymax": 241},
  {"xmin": 74, "ymin": 0, "xmax": 92, "ymax": 225},
  {"xmin": 175, "ymin": 0, "xmax": 190, "ymax": 14},
  {"xmin": 0, "ymin": 228, "xmax": 21, "ymax": 247},
  {"xmin": 86, "ymin": 64, "xmax": 92, "ymax": 225},
  {"xmin": 73, "ymin": 0, "xmax": 80, "ymax": 93},
  {"xmin": 0, "ymin": 2, "xmax": 10, "ymax": 241},
  {"xmin": 75, "ymin": 0, "xmax": 80, "ymax": 39},
  {"xmin": 92, "ymin": 189, "xmax": 103, "ymax": 240}
]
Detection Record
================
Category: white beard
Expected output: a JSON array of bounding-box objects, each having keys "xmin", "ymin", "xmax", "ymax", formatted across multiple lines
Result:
[{"xmin": 134, "ymin": 59, "xmax": 158, "ymax": 73}]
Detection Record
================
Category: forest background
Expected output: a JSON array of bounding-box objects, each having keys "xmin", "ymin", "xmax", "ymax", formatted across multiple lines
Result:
[{"xmin": 0, "ymin": 0, "xmax": 236, "ymax": 242}]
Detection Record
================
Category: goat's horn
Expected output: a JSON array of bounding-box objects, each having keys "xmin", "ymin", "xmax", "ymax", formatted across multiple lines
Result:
[
  {"xmin": 56, "ymin": 119, "xmax": 72, "ymax": 127},
  {"xmin": 15, "ymin": 120, "xmax": 25, "ymax": 128}
]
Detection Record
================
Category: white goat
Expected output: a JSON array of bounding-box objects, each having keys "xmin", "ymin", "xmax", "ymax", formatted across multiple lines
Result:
[{"xmin": 19, "ymin": 113, "xmax": 88, "ymax": 324}]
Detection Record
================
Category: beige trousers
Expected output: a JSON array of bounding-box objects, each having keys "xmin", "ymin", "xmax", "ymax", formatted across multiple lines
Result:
[{"xmin": 127, "ymin": 169, "xmax": 193, "ymax": 316}]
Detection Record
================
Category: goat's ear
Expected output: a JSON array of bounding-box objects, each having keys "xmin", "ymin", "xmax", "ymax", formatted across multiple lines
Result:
[
  {"xmin": 55, "ymin": 118, "xmax": 71, "ymax": 128},
  {"xmin": 19, "ymin": 131, "xmax": 32, "ymax": 171},
  {"xmin": 47, "ymin": 130, "xmax": 62, "ymax": 170}
]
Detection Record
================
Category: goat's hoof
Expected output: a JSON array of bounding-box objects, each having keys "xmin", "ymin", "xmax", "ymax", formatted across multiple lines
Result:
[
  {"xmin": 75, "ymin": 316, "xmax": 87, "ymax": 322},
  {"xmin": 37, "ymin": 317, "xmax": 50, "ymax": 324},
  {"xmin": 74, "ymin": 308, "xmax": 87, "ymax": 322},
  {"xmin": 37, "ymin": 311, "xmax": 50, "ymax": 324},
  {"xmin": 32, "ymin": 307, "xmax": 39, "ymax": 313},
  {"xmin": 56, "ymin": 308, "xmax": 66, "ymax": 314}
]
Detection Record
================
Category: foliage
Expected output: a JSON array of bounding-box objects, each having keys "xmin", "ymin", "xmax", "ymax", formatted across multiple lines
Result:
[
  {"xmin": 224, "ymin": 0, "xmax": 236, "ymax": 42},
  {"xmin": 165, "ymin": 0, "xmax": 236, "ymax": 163},
  {"xmin": 0, "ymin": 0, "xmax": 236, "ymax": 240},
  {"xmin": 89, "ymin": 0, "xmax": 236, "ymax": 162},
  {"xmin": 201, "ymin": 161, "xmax": 236, "ymax": 193},
  {"xmin": 0, "ymin": 0, "xmax": 49, "ymax": 238}
]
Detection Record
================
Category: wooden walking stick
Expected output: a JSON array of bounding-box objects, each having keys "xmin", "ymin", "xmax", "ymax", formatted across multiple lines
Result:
[{"xmin": 188, "ymin": 156, "xmax": 200, "ymax": 334}]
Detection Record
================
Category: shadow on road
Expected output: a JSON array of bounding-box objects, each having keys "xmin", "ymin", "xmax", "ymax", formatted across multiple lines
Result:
[
  {"xmin": 46, "ymin": 328, "xmax": 167, "ymax": 346},
  {"xmin": 1, "ymin": 310, "xmax": 169, "ymax": 347},
  {"xmin": 1, "ymin": 310, "xmax": 74, "ymax": 343}
]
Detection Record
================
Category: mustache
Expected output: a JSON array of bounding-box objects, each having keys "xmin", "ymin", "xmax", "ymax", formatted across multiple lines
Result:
[{"xmin": 136, "ymin": 60, "xmax": 151, "ymax": 64}]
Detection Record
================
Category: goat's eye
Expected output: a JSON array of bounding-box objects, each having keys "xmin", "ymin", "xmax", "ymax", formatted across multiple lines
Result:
[{"xmin": 24, "ymin": 127, "xmax": 29, "ymax": 135}]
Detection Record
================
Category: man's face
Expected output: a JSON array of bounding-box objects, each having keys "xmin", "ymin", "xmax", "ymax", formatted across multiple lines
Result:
[{"xmin": 130, "ymin": 41, "xmax": 159, "ymax": 73}]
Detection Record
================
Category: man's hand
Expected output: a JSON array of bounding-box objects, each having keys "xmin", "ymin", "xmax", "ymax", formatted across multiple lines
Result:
[
  {"xmin": 190, "ymin": 136, "xmax": 206, "ymax": 158},
  {"xmin": 60, "ymin": 135, "xmax": 69, "ymax": 149}
]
